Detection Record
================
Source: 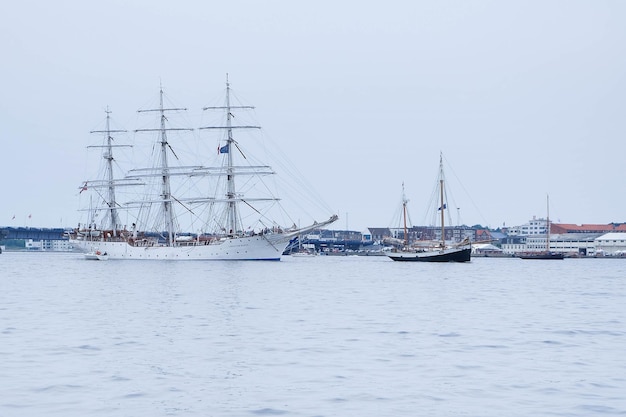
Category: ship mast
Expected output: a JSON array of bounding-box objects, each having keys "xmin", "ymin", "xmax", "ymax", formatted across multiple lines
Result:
[
  {"xmin": 224, "ymin": 78, "xmax": 238, "ymax": 234},
  {"xmin": 88, "ymin": 107, "xmax": 130, "ymax": 236},
  {"xmin": 402, "ymin": 182, "xmax": 408, "ymax": 247},
  {"xmin": 439, "ymin": 153, "xmax": 445, "ymax": 247},
  {"xmin": 136, "ymin": 85, "xmax": 192, "ymax": 246},
  {"xmin": 200, "ymin": 74, "xmax": 260, "ymax": 236},
  {"xmin": 546, "ymin": 194, "xmax": 550, "ymax": 252}
]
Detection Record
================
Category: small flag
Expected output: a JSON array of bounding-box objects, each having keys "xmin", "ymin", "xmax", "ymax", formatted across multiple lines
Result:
[
  {"xmin": 438, "ymin": 203, "xmax": 447, "ymax": 211},
  {"xmin": 12, "ymin": 215, "xmax": 15, "ymax": 220},
  {"xmin": 79, "ymin": 182, "xmax": 88, "ymax": 193},
  {"xmin": 28, "ymin": 214, "xmax": 32, "ymax": 219},
  {"xmin": 219, "ymin": 144, "xmax": 229, "ymax": 154}
]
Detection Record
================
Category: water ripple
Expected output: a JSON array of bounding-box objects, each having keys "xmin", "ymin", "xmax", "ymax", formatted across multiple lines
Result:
[{"xmin": 251, "ymin": 408, "xmax": 289, "ymax": 415}]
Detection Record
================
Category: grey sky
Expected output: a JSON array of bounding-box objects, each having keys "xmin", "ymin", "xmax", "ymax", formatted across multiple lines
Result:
[{"xmin": 2, "ymin": 0, "xmax": 625, "ymax": 231}]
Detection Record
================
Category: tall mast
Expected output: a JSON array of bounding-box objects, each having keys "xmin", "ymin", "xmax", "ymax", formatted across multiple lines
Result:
[
  {"xmin": 88, "ymin": 107, "xmax": 128, "ymax": 236},
  {"xmin": 136, "ymin": 84, "xmax": 192, "ymax": 246},
  {"xmin": 200, "ymin": 74, "xmax": 260, "ymax": 236},
  {"xmin": 158, "ymin": 88, "xmax": 175, "ymax": 245},
  {"xmin": 439, "ymin": 153, "xmax": 445, "ymax": 246},
  {"xmin": 402, "ymin": 182, "xmax": 408, "ymax": 246},
  {"xmin": 546, "ymin": 194, "xmax": 550, "ymax": 251},
  {"xmin": 224, "ymin": 77, "xmax": 237, "ymax": 234}
]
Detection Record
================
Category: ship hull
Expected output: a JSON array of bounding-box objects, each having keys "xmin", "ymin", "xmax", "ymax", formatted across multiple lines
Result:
[
  {"xmin": 71, "ymin": 235, "xmax": 290, "ymax": 261},
  {"xmin": 518, "ymin": 252, "xmax": 564, "ymax": 260},
  {"xmin": 387, "ymin": 246, "xmax": 471, "ymax": 263}
]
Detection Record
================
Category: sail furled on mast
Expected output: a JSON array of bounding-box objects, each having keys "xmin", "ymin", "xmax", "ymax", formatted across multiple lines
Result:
[
  {"xmin": 79, "ymin": 107, "xmax": 140, "ymax": 236},
  {"xmin": 133, "ymin": 86, "xmax": 194, "ymax": 245},
  {"xmin": 198, "ymin": 78, "xmax": 267, "ymax": 236}
]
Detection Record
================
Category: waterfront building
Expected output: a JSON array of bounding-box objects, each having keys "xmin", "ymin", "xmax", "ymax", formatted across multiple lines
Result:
[
  {"xmin": 501, "ymin": 218, "xmax": 626, "ymax": 256},
  {"xmin": 551, "ymin": 223, "xmax": 626, "ymax": 234},
  {"xmin": 594, "ymin": 233, "xmax": 626, "ymax": 256},
  {"xmin": 24, "ymin": 239, "xmax": 74, "ymax": 251},
  {"xmin": 503, "ymin": 217, "xmax": 547, "ymax": 236},
  {"xmin": 387, "ymin": 225, "xmax": 477, "ymax": 244},
  {"xmin": 549, "ymin": 233, "xmax": 602, "ymax": 257},
  {"xmin": 367, "ymin": 228, "xmax": 391, "ymax": 243},
  {"xmin": 500, "ymin": 235, "xmax": 527, "ymax": 254}
]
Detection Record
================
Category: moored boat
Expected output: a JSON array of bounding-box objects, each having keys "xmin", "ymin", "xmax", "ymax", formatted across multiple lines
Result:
[
  {"xmin": 387, "ymin": 242, "xmax": 471, "ymax": 262},
  {"xmin": 518, "ymin": 251, "xmax": 564, "ymax": 260},
  {"xmin": 387, "ymin": 153, "xmax": 471, "ymax": 263},
  {"xmin": 518, "ymin": 195, "xmax": 564, "ymax": 260},
  {"xmin": 84, "ymin": 250, "xmax": 109, "ymax": 261}
]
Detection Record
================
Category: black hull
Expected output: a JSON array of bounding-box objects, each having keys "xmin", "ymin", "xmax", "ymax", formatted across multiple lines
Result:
[
  {"xmin": 518, "ymin": 252, "xmax": 564, "ymax": 260},
  {"xmin": 388, "ymin": 247, "xmax": 471, "ymax": 263}
]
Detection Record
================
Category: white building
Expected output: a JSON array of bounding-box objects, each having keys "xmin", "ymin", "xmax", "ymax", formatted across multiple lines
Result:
[
  {"xmin": 505, "ymin": 217, "xmax": 548, "ymax": 236},
  {"xmin": 25, "ymin": 239, "xmax": 43, "ymax": 250},
  {"xmin": 501, "ymin": 233, "xmax": 601, "ymax": 256},
  {"xmin": 594, "ymin": 233, "xmax": 626, "ymax": 256},
  {"xmin": 502, "ymin": 217, "xmax": 626, "ymax": 256},
  {"xmin": 472, "ymin": 243, "xmax": 505, "ymax": 256},
  {"xmin": 25, "ymin": 239, "xmax": 74, "ymax": 251},
  {"xmin": 550, "ymin": 233, "xmax": 601, "ymax": 257}
]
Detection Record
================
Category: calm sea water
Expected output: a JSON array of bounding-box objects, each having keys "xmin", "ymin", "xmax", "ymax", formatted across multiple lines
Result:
[{"xmin": 1, "ymin": 252, "xmax": 625, "ymax": 416}]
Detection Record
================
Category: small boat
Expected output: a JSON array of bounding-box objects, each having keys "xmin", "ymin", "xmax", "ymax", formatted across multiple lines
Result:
[
  {"xmin": 84, "ymin": 251, "xmax": 109, "ymax": 261},
  {"xmin": 291, "ymin": 249, "xmax": 317, "ymax": 257},
  {"xmin": 518, "ymin": 251, "xmax": 564, "ymax": 260},
  {"xmin": 387, "ymin": 153, "xmax": 471, "ymax": 263},
  {"xmin": 518, "ymin": 195, "xmax": 564, "ymax": 260}
]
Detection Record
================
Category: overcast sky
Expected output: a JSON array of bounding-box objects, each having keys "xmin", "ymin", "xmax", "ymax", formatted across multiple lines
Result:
[{"xmin": 2, "ymin": 0, "xmax": 625, "ymax": 232}]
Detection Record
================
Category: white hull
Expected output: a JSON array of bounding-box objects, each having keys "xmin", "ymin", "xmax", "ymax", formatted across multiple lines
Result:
[
  {"xmin": 84, "ymin": 252, "xmax": 109, "ymax": 261},
  {"xmin": 71, "ymin": 234, "xmax": 290, "ymax": 261}
]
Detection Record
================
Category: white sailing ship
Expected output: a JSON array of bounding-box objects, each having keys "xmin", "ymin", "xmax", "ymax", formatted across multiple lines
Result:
[{"xmin": 70, "ymin": 78, "xmax": 337, "ymax": 260}]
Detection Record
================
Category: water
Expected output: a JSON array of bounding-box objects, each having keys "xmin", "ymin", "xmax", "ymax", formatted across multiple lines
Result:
[{"xmin": 1, "ymin": 252, "xmax": 625, "ymax": 416}]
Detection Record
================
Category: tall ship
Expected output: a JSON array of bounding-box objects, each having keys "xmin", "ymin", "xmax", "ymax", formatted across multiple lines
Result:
[{"xmin": 70, "ymin": 78, "xmax": 337, "ymax": 260}]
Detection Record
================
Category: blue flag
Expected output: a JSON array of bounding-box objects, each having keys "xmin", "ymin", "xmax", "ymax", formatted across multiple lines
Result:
[
  {"xmin": 438, "ymin": 203, "xmax": 447, "ymax": 211},
  {"xmin": 219, "ymin": 144, "xmax": 229, "ymax": 154}
]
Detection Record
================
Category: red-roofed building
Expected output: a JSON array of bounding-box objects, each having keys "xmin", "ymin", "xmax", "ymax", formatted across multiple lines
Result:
[
  {"xmin": 551, "ymin": 223, "xmax": 626, "ymax": 234},
  {"xmin": 475, "ymin": 229, "xmax": 492, "ymax": 242}
]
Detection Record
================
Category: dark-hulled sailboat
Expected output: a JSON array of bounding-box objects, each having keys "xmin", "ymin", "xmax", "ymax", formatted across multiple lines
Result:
[{"xmin": 387, "ymin": 153, "xmax": 471, "ymax": 263}]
